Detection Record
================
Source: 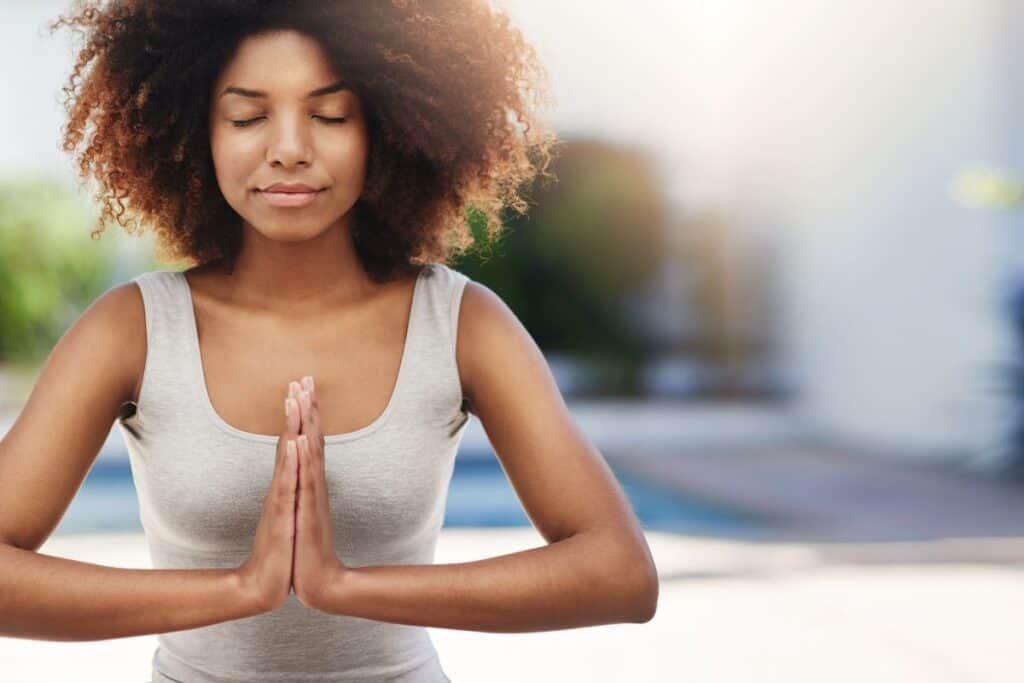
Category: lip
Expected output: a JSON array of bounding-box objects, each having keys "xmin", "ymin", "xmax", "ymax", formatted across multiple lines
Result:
[
  {"xmin": 260, "ymin": 182, "xmax": 321, "ymax": 193},
  {"xmin": 256, "ymin": 187, "xmax": 325, "ymax": 208}
]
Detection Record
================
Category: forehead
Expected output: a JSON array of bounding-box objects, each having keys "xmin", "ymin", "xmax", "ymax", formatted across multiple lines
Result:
[{"xmin": 213, "ymin": 29, "xmax": 349, "ymax": 101}]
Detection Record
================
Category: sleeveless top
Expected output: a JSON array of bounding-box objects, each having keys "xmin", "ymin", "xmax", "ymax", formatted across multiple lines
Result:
[{"xmin": 116, "ymin": 263, "xmax": 473, "ymax": 682}]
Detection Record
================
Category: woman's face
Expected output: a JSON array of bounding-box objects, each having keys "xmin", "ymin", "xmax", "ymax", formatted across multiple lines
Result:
[{"xmin": 208, "ymin": 29, "xmax": 370, "ymax": 242}]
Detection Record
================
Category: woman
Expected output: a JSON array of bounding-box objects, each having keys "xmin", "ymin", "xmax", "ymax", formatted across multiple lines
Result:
[{"xmin": 0, "ymin": 1, "xmax": 658, "ymax": 681}]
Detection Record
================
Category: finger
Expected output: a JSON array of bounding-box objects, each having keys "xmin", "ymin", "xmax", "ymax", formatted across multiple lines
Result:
[
  {"xmin": 281, "ymin": 440, "xmax": 298, "ymax": 526},
  {"xmin": 309, "ymin": 432, "xmax": 329, "ymax": 514},
  {"xmin": 285, "ymin": 387, "xmax": 300, "ymax": 436},
  {"xmin": 295, "ymin": 437, "xmax": 307, "ymax": 539},
  {"xmin": 303, "ymin": 432, "xmax": 332, "ymax": 544},
  {"xmin": 303, "ymin": 391, "xmax": 324, "ymax": 459},
  {"xmin": 298, "ymin": 389, "xmax": 318, "ymax": 439},
  {"xmin": 300, "ymin": 438, "xmax": 325, "ymax": 551},
  {"xmin": 297, "ymin": 435, "xmax": 317, "ymax": 535},
  {"xmin": 291, "ymin": 382, "xmax": 304, "ymax": 433},
  {"xmin": 301, "ymin": 433, "xmax": 328, "ymax": 535},
  {"xmin": 272, "ymin": 439, "xmax": 293, "ymax": 517},
  {"xmin": 299, "ymin": 377, "xmax": 321, "ymax": 439},
  {"xmin": 269, "ymin": 424, "xmax": 289, "ymax": 497},
  {"xmin": 303, "ymin": 377, "xmax": 325, "ymax": 451},
  {"xmin": 302, "ymin": 376, "xmax": 320, "ymax": 418},
  {"xmin": 286, "ymin": 440, "xmax": 298, "ymax": 513}
]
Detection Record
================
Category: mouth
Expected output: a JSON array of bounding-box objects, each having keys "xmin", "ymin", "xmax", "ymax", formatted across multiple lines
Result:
[
  {"xmin": 255, "ymin": 187, "xmax": 324, "ymax": 193},
  {"xmin": 255, "ymin": 188, "xmax": 326, "ymax": 208}
]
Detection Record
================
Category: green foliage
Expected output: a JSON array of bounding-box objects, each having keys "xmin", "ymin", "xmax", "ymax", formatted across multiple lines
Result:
[
  {"xmin": 452, "ymin": 137, "xmax": 672, "ymax": 392},
  {"xmin": 0, "ymin": 176, "xmax": 119, "ymax": 363}
]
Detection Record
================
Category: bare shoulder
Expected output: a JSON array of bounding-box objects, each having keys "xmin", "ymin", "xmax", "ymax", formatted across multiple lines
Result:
[
  {"xmin": 454, "ymin": 280, "xmax": 558, "ymax": 415},
  {"xmin": 92, "ymin": 280, "xmax": 147, "ymax": 405},
  {"xmin": 30, "ymin": 280, "xmax": 147, "ymax": 406}
]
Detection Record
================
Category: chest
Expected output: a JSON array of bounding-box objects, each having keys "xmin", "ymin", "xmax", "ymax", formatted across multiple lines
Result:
[
  {"xmin": 121, "ymin": 266, "xmax": 472, "ymax": 562},
  {"xmin": 130, "ymin": 418, "xmax": 458, "ymax": 562},
  {"xmin": 193, "ymin": 292, "xmax": 415, "ymax": 440},
  {"xmin": 128, "ymin": 302, "xmax": 462, "ymax": 559}
]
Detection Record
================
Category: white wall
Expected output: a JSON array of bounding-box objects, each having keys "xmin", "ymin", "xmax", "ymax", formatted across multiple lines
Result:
[
  {"xmin": 0, "ymin": 1, "xmax": 82, "ymax": 183},
  {"xmin": 684, "ymin": 1, "xmax": 1019, "ymax": 462}
]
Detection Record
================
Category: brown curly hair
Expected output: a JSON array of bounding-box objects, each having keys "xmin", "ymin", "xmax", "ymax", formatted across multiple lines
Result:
[{"xmin": 47, "ymin": 0, "xmax": 561, "ymax": 282}]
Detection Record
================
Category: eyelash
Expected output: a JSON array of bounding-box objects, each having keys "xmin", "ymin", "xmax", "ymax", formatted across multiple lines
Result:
[{"xmin": 230, "ymin": 115, "xmax": 347, "ymax": 129}]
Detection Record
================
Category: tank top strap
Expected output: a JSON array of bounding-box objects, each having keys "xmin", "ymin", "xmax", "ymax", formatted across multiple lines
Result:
[
  {"xmin": 128, "ymin": 270, "xmax": 197, "ymax": 430},
  {"xmin": 414, "ymin": 262, "xmax": 471, "ymax": 353},
  {"xmin": 394, "ymin": 263, "xmax": 472, "ymax": 424}
]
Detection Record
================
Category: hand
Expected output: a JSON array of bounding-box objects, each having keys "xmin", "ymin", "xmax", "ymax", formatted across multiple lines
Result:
[
  {"xmin": 235, "ymin": 386, "xmax": 300, "ymax": 613},
  {"xmin": 291, "ymin": 376, "xmax": 347, "ymax": 608}
]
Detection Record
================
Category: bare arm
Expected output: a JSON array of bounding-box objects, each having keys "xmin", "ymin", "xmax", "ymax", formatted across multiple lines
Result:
[
  {"xmin": 318, "ymin": 529, "xmax": 652, "ymax": 632},
  {"xmin": 0, "ymin": 283, "xmax": 266, "ymax": 640},
  {"xmin": 0, "ymin": 546, "xmax": 260, "ymax": 641},
  {"xmin": 310, "ymin": 281, "xmax": 658, "ymax": 630}
]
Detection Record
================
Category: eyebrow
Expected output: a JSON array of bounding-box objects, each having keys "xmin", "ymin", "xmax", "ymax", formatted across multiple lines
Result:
[{"xmin": 218, "ymin": 80, "xmax": 350, "ymax": 100}]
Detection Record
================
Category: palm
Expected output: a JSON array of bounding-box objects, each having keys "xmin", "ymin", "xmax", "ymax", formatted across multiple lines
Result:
[{"xmin": 289, "ymin": 378, "xmax": 345, "ymax": 608}]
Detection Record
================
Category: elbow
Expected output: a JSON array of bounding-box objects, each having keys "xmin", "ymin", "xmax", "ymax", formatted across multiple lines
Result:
[
  {"xmin": 630, "ymin": 559, "xmax": 659, "ymax": 623},
  {"xmin": 613, "ymin": 550, "xmax": 659, "ymax": 623},
  {"xmin": 588, "ymin": 528, "xmax": 659, "ymax": 624}
]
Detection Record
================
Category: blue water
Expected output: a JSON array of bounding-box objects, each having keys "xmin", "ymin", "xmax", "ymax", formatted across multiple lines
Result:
[{"xmin": 54, "ymin": 448, "xmax": 775, "ymax": 539}]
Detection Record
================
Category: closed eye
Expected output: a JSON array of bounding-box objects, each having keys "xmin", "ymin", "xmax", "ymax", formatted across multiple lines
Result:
[{"xmin": 230, "ymin": 115, "xmax": 347, "ymax": 128}]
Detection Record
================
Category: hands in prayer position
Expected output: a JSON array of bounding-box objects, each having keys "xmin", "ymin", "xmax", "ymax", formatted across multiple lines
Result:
[{"xmin": 237, "ymin": 376, "xmax": 345, "ymax": 613}]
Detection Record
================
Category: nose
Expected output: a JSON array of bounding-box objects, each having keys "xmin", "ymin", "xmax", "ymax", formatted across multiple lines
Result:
[{"xmin": 265, "ymin": 111, "xmax": 313, "ymax": 168}]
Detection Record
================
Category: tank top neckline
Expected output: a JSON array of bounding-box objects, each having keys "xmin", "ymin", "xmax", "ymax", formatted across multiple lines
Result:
[{"xmin": 172, "ymin": 266, "xmax": 428, "ymax": 446}]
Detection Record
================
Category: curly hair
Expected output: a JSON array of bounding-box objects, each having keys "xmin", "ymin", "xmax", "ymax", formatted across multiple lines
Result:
[{"xmin": 47, "ymin": 0, "xmax": 561, "ymax": 282}]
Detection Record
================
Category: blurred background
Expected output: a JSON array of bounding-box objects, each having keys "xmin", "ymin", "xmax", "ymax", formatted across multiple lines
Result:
[{"xmin": 2, "ymin": 1, "xmax": 1023, "ymax": 681}]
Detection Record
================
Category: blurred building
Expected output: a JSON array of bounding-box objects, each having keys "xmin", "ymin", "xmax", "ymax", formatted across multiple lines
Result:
[{"xmin": 676, "ymin": 1, "xmax": 1022, "ymax": 468}]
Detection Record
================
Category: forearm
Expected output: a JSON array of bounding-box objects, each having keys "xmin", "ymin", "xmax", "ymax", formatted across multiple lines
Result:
[
  {"xmin": 320, "ymin": 531, "xmax": 656, "ymax": 632},
  {"xmin": 0, "ymin": 542, "xmax": 262, "ymax": 641}
]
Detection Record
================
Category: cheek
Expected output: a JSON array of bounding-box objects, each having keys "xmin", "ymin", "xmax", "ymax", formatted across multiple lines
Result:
[
  {"xmin": 210, "ymin": 149, "xmax": 257, "ymax": 201},
  {"xmin": 210, "ymin": 125, "xmax": 254, "ymax": 172},
  {"xmin": 330, "ymin": 120, "xmax": 370, "ymax": 163},
  {"xmin": 337, "ymin": 135, "xmax": 370, "ymax": 189}
]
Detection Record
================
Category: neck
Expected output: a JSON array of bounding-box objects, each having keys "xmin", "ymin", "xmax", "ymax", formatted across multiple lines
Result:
[{"xmin": 216, "ymin": 221, "xmax": 376, "ymax": 312}]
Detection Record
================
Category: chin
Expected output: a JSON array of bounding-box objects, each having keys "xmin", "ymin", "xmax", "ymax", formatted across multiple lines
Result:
[{"xmin": 256, "ymin": 219, "xmax": 336, "ymax": 241}]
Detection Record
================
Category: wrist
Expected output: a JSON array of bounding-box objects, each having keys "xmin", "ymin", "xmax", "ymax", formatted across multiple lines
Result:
[
  {"xmin": 232, "ymin": 568, "xmax": 273, "ymax": 615},
  {"xmin": 312, "ymin": 560, "xmax": 352, "ymax": 613}
]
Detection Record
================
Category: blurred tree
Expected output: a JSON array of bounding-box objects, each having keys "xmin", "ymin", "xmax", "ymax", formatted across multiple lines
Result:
[
  {"xmin": 452, "ymin": 137, "xmax": 672, "ymax": 393},
  {"xmin": 0, "ymin": 177, "xmax": 119, "ymax": 363}
]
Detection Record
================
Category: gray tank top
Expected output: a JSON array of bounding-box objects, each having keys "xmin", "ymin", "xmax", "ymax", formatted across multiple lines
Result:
[{"xmin": 117, "ymin": 263, "xmax": 472, "ymax": 682}]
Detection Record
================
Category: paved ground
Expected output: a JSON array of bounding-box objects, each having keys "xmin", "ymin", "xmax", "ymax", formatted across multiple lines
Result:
[
  {"xmin": 1, "ymin": 399, "xmax": 1023, "ymax": 681},
  {"xmin": 1, "ymin": 529, "xmax": 1021, "ymax": 682},
  {"xmin": 614, "ymin": 440, "xmax": 1024, "ymax": 550}
]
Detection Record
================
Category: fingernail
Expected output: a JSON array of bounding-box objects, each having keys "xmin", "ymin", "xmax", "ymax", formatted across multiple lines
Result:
[
  {"xmin": 285, "ymin": 398, "xmax": 291, "ymax": 416},
  {"xmin": 286, "ymin": 440, "xmax": 296, "ymax": 459},
  {"xmin": 303, "ymin": 376, "xmax": 314, "ymax": 391},
  {"xmin": 290, "ymin": 381, "xmax": 300, "ymax": 397}
]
